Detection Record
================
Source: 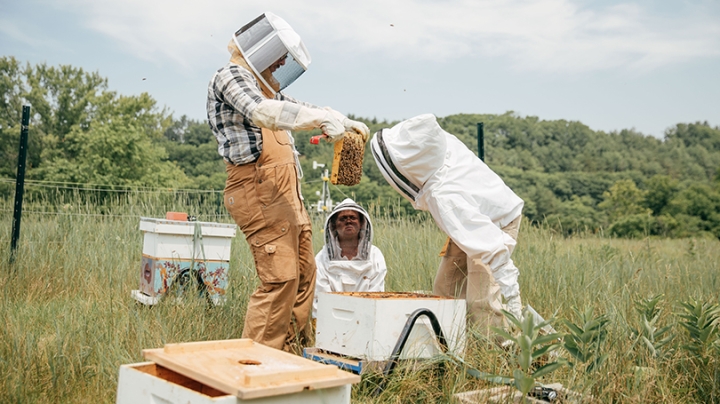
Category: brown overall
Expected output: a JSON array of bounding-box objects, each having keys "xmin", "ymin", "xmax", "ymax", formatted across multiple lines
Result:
[
  {"xmin": 433, "ymin": 216, "xmax": 521, "ymax": 334},
  {"xmin": 224, "ymin": 127, "xmax": 315, "ymax": 352}
]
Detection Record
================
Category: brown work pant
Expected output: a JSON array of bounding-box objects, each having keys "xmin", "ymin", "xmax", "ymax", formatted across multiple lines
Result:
[
  {"xmin": 433, "ymin": 216, "xmax": 521, "ymax": 335},
  {"xmin": 241, "ymin": 224, "xmax": 315, "ymax": 351},
  {"xmin": 224, "ymin": 128, "xmax": 315, "ymax": 352}
]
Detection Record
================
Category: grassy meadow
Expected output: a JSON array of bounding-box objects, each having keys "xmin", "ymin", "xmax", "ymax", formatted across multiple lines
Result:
[{"xmin": 1, "ymin": 193, "xmax": 719, "ymax": 403}]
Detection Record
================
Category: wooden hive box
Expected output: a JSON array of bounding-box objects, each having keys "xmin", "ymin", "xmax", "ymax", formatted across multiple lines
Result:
[{"xmin": 116, "ymin": 339, "xmax": 360, "ymax": 404}]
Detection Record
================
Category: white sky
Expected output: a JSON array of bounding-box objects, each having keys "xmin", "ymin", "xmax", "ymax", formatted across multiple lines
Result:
[{"xmin": 2, "ymin": 0, "xmax": 719, "ymax": 139}]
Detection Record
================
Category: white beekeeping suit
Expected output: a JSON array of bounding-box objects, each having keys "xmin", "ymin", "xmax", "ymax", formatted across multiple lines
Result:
[
  {"xmin": 370, "ymin": 113, "xmax": 524, "ymax": 327},
  {"xmin": 313, "ymin": 198, "xmax": 387, "ymax": 317}
]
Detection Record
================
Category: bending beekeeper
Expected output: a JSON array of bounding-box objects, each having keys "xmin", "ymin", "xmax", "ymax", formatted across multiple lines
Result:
[
  {"xmin": 370, "ymin": 113, "xmax": 524, "ymax": 332},
  {"xmin": 206, "ymin": 12, "xmax": 369, "ymax": 352},
  {"xmin": 313, "ymin": 198, "xmax": 387, "ymax": 317}
]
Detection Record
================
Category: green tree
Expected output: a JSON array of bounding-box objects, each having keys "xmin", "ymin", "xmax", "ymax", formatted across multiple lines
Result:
[
  {"xmin": 0, "ymin": 57, "xmax": 26, "ymax": 181},
  {"xmin": 522, "ymin": 185, "xmax": 558, "ymax": 224},
  {"xmin": 599, "ymin": 179, "xmax": 651, "ymax": 222},
  {"xmin": 35, "ymin": 92, "xmax": 190, "ymax": 188},
  {"xmin": 23, "ymin": 63, "xmax": 106, "ymax": 141},
  {"xmin": 21, "ymin": 61, "xmax": 108, "ymax": 173},
  {"xmin": 546, "ymin": 195, "xmax": 603, "ymax": 235},
  {"xmin": 607, "ymin": 214, "xmax": 654, "ymax": 238},
  {"xmin": 643, "ymin": 175, "xmax": 678, "ymax": 215},
  {"xmin": 666, "ymin": 183, "xmax": 720, "ymax": 238},
  {"xmin": 667, "ymin": 122, "xmax": 720, "ymax": 152},
  {"xmin": 159, "ymin": 116, "xmax": 224, "ymax": 188},
  {"xmin": 0, "ymin": 59, "xmax": 192, "ymax": 190}
]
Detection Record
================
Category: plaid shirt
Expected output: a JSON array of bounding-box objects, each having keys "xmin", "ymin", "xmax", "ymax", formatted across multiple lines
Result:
[{"xmin": 206, "ymin": 63, "xmax": 314, "ymax": 165}]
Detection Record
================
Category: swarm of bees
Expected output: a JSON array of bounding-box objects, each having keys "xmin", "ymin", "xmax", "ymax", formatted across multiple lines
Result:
[{"xmin": 331, "ymin": 131, "xmax": 365, "ymax": 186}]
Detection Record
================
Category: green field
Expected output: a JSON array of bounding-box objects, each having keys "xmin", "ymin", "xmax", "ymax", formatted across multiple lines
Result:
[{"xmin": 1, "ymin": 196, "xmax": 719, "ymax": 403}]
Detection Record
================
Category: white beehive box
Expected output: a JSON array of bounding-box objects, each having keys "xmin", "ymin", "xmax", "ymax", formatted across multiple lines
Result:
[
  {"xmin": 116, "ymin": 339, "xmax": 358, "ymax": 404},
  {"xmin": 315, "ymin": 292, "xmax": 466, "ymax": 362},
  {"xmin": 133, "ymin": 217, "xmax": 237, "ymax": 305}
]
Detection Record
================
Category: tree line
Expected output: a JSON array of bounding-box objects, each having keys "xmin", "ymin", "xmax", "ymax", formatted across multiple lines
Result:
[{"xmin": 2, "ymin": 57, "xmax": 719, "ymax": 239}]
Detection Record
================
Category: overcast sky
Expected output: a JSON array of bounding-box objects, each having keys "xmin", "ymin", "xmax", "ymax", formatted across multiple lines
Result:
[{"xmin": 2, "ymin": 0, "xmax": 719, "ymax": 139}]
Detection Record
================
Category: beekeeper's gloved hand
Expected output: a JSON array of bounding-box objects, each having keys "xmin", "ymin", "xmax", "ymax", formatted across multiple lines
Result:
[
  {"xmin": 319, "ymin": 116, "xmax": 345, "ymax": 141},
  {"xmin": 252, "ymin": 100, "xmax": 345, "ymax": 141},
  {"xmin": 343, "ymin": 118, "xmax": 369, "ymax": 141},
  {"xmin": 506, "ymin": 294, "xmax": 523, "ymax": 321},
  {"xmin": 325, "ymin": 108, "xmax": 370, "ymax": 142}
]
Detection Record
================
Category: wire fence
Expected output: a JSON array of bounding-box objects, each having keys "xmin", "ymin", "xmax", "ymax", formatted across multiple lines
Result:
[
  {"xmin": 0, "ymin": 177, "xmax": 224, "ymax": 193},
  {"xmin": 0, "ymin": 176, "xmax": 420, "ymax": 223},
  {"xmin": 0, "ymin": 177, "xmax": 229, "ymax": 221}
]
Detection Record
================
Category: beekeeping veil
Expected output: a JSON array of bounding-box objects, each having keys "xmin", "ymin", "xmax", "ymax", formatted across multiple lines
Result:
[
  {"xmin": 232, "ymin": 12, "xmax": 311, "ymax": 95},
  {"xmin": 370, "ymin": 114, "xmax": 447, "ymax": 207},
  {"xmin": 324, "ymin": 198, "xmax": 373, "ymax": 261}
]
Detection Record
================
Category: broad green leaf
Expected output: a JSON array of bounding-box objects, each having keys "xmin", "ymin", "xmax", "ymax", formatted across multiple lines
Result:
[
  {"xmin": 533, "ymin": 334, "xmax": 562, "ymax": 346},
  {"xmin": 563, "ymin": 321, "xmax": 584, "ymax": 336},
  {"xmin": 532, "ymin": 343, "xmax": 561, "ymax": 359},
  {"xmin": 502, "ymin": 309, "xmax": 522, "ymax": 328},
  {"xmin": 532, "ymin": 361, "xmax": 563, "ymax": 378},
  {"xmin": 491, "ymin": 327, "xmax": 516, "ymax": 343}
]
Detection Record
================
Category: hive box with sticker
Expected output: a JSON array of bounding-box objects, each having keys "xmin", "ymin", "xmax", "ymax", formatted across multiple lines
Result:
[{"xmin": 132, "ymin": 217, "xmax": 236, "ymax": 305}]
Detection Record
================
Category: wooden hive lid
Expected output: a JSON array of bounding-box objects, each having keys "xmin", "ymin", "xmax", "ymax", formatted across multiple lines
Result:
[{"xmin": 142, "ymin": 339, "xmax": 360, "ymax": 399}]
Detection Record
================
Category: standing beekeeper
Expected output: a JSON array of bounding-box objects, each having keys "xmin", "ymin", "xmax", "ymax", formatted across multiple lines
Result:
[
  {"xmin": 370, "ymin": 113, "xmax": 524, "ymax": 332},
  {"xmin": 313, "ymin": 198, "xmax": 387, "ymax": 317},
  {"xmin": 206, "ymin": 12, "xmax": 369, "ymax": 352}
]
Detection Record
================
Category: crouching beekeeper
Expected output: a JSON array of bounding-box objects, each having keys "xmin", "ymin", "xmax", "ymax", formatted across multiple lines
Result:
[
  {"xmin": 313, "ymin": 198, "xmax": 388, "ymax": 318},
  {"xmin": 370, "ymin": 113, "xmax": 525, "ymax": 332}
]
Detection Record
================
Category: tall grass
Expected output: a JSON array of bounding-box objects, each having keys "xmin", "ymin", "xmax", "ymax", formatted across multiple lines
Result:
[{"xmin": 1, "ymin": 192, "xmax": 718, "ymax": 403}]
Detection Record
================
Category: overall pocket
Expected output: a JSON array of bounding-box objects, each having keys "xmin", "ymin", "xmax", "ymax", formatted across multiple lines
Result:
[{"xmin": 249, "ymin": 220, "xmax": 297, "ymax": 284}]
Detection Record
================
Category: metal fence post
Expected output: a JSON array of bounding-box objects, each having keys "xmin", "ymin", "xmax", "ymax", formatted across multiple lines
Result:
[
  {"xmin": 477, "ymin": 122, "xmax": 484, "ymax": 161},
  {"xmin": 10, "ymin": 105, "xmax": 30, "ymax": 264}
]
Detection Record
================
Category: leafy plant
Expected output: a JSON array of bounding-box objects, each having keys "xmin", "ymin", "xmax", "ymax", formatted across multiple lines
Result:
[
  {"xmin": 630, "ymin": 294, "xmax": 675, "ymax": 360},
  {"xmin": 491, "ymin": 307, "xmax": 565, "ymax": 400},
  {"xmin": 676, "ymin": 298, "xmax": 720, "ymax": 403},
  {"xmin": 677, "ymin": 298, "xmax": 720, "ymax": 362},
  {"xmin": 561, "ymin": 306, "xmax": 610, "ymax": 373}
]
